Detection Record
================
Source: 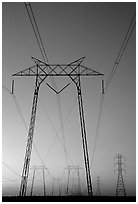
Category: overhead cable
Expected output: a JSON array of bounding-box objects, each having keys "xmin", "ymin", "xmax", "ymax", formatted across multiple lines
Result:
[
  {"xmin": 40, "ymin": 97, "xmax": 77, "ymax": 165},
  {"xmin": 2, "ymin": 176, "xmax": 19, "ymax": 182},
  {"xmin": 24, "ymin": 2, "xmax": 69, "ymax": 167},
  {"xmin": 90, "ymin": 11, "xmax": 136, "ymax": 166},
  {"xmin": 104, "ymin": 11, "xmax": 136, "ymax": 92},
  {"xmin": 2, "ymin": 161, "xmax": 21, "ymax": 177},
  {"xmin": 2, "ymin": 85, "xmax": 45, "ymax": 167}
]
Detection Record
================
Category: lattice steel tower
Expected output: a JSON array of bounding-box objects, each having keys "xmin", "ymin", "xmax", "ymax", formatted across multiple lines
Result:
[
  {"xmin": 65, "ymin": 165, "xmax": 82, "ymax": 196},
  {"xmin": 114, "ymin": 154, "xmax": 126, "ymax": 196},
  {"xmin": 30, "ymin": 165, "xmax": 47, "ymax": 196},
  {"xmin": 96, "ymin": 176, "xmax": 101, "ymax": 196},
  {"xmin": 12, "ymin": 3, "xmax": 104, "ymax": 197},
  {"xmin": 13, "ymin": 57, "xmax": 103, "ymax": 196}
]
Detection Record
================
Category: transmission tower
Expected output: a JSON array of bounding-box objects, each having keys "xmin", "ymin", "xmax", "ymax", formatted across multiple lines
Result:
[
  {"xmin": 30, "ymin": 166, "xmax": 36, "ymax": 196},
  {"xmin": 96, "ymin": 176, "xmax": 101, "ymax": 196},
  {"xmin": 65, "ymin": 165, "xmax": 82, "ymax": 195},
  {"xmin": 77, "ymin": 166, "xmax": 81, "ymax": 196},
  {"xmin": 13, "ymin": 57, "xmax": 103, "ymax": 196},
  {"xmin": 114, "ymin": 154, "xmax": 126, "ymax": 196},
  {"xmin": 30, "ymin": 165, "xmax": 47, "ymax": 196},
  {"xmin": 51, "ymin": 178, "xmax": 55, "ymax": 196},
  {"xmin": 11, "ymin": 2, "xmax": 104, "ymax": 197},
  {"xmin": 57, "ymin": 179, "xmax": 61, "ymax": 196}
]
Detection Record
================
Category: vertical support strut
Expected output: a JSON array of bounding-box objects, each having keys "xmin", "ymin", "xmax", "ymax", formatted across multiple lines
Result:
[
  {"xmin": 30, "ymin": 167, "xmax": 36, "ymax": 196},
  {"xmin": 66, "ymin": 168, "xmax": 71, "ymax": 195},
  {"xmin": 76, "ymin": 76, "xmax": 93, "ymax": 196},
  {"xmin": 52, "ymin": 179, "xmax": 55, "ymax": 196},
  {"xmin": 19, "ymin": 75, "xmax": 41, "ymax": 196},
  {"xmin": 58, "ymin": 179, "xmax": 61, "ymax": 196},
  {"xmin": 77, "ymin": 168, "xmax": 81, "ymax": 196},
  {"xmin": 42, "ymin": 166, "xmax": 46, "ymax": 196}
]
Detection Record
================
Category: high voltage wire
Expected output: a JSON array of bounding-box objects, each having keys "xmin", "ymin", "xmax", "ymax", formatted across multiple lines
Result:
[
  {"xmin": 40, "ymin": 97, "xmax": 77, "ymax": 165},
  {"xmin": 104, "ymin": 11, "xmax": 136, "ymax": 92},
  {"xmin": 2, "ymin": 161, "xmax": 21, "ymax": 177},
  {"xmin": 90, "ymin": 11, "xmax": 136, "ymax": 166},
  {"xmin": 2, "ymin": 85, "xmax": 11, "ymax": 94},
  {"xmin": 12, "ymin": 95, "xmax": 28, "ymax": 130},
  {"xmin": 90, "ymin": 94, "xmax": 104, "ymax": 166},
  {"xmin": 2, "ymin": 85, "xmax": 45, "ymax": 166},
  {"xmin": 24, "ymin": 2, "xmax": 69, "ymax": 167},
  {"xmin": 40, "ymin": 95, "xmax": 71, "ymax": 165},
  {"xmin": 46, "ymin": 168, "xmax": 65, "ymax": 182},
  {"xmin": 83, "ymin": 3, "xmax": 88, "ymax": 56},
  {"xmin": 56, "ymin": 95, "xmax": 69, "ymax": 166},
  {"xmin": 24, "ymin": 3, "xmax": 49, "ymax": 64},
  {"xmin": 3, "ymin": 84, "xmax": 75, "ymax": 167},
  {"xmin": 2, "ymin": 176, "xmax": 19, "ymax": 182}
]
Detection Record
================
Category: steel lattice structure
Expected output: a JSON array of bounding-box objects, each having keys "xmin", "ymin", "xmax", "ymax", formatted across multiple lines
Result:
[
  {"xmin": 65, "ymin": 165, "xmax": 83, "ymax": 196},
  {"xmin": 13, "ymin": 56, "xmax": 103, "ymax": 196},
  {"xmin": 96, "ymin": 176, "xmax": 101, "ymax": 196},
  {"xmin": 30, "ymin": 165, "xmax": 47, "ymax": 196},
  {"xmin": 114, "ymin": 154, "xmax": 126, "ymax": 196}
]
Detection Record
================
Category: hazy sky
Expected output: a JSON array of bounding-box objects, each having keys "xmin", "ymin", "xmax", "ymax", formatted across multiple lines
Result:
[{"xmin": 2, "ymin": 2, "xmax": 135, "ymax": 196}]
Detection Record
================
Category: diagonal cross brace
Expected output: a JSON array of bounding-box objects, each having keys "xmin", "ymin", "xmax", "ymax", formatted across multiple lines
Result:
[{"xmin": 13, "ymin": 57, "xmax": 103, "ymax": 77}]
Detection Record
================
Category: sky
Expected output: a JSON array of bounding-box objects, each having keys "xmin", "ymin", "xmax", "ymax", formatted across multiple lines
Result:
[{"xmin": 2, "ymin": 2, "xmax": 136, "ymax": 196}]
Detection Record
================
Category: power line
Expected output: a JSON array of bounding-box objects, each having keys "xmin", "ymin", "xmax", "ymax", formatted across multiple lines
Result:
[
  {"xmin": 24, "ymin": 3, "xmax": 49, "ymax": 64},
  {"xmin": 2, "ymin": 176, "xmax": 19, "ymax": 182},
  {"xmin": 2, "ymin": 161, "xmax": 21, "ymax": 177},
  {"xmin": 57, "ymin": 95, "xmax": 69, "ymax": 166},
  {"xmin": 24, "ymin": 2, "xmax": 69, "ymax": 167},
  {"xmin": 90, "ymin": 11, "xmax": 136, "ymax": 166},
  {"xmin": 42, "ymin": 97, "xmax": 77, "ymax": 164},
  {"xmin": 46, "ymin": 168, "xmax": 65, "ymax": 183},
  {"xmin": 12, "ymin": 94, "xmax": 45, "ymax": 166},
  {"xmin": 2, "ymin": 85, "xmax": 45, "ymax": 166},
  {"xmin": 12, "ymin": 94, "xmax": 28, "ymax": 130},
  {"xmin": 2, "ymin": 84, "xmax": 74, "ymax": 188},
  {"xmin": 2, "ymin": 84, "xmax": 11, "ymax": 94},
  {"xmin": 90, "ymin": 94, "xmax": 104, "ymax": 166},
  {"xmin": 104, "ymin": 11, "xmax": 136, "ymax": 92}
]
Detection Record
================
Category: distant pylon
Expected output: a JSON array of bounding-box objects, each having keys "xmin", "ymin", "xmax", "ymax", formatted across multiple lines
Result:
[
  {"xmin": 57, "ymin": 179, "xmax": 61, "ymax": 196},
  {"xmin": 96, "ymin": 176, "xmax": 101, "ymax": 196},
  {"xmin": 30, "ymin": 166, "xmax": 36, "ymax": 196},
  {"xmin": 114, "ymin": 154, "xmax": 126, "ymax": 196},
  {"xmin": 52, "ymin": 178, "xmax": 55, "ymax": 196},
  {"xmin": 65, "ymin": 165, "xmax": 82, "ymax": 196},
  {"xmin": 30, "ymin": 165, "xmax": 47, "ymax": 196}
]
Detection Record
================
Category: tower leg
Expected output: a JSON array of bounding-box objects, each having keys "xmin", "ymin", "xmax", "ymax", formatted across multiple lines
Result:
[
  {"xmin": 77, "ymin": 168, "xmax": 81, "ymax": 196},
  {"xmin": 77, "ymin": 76, "xmax": 93, "ymax": 196},
  {"xmin": 43, "ymin": 167, "xmax": 46, "ymax": 196},
  {"xmin": 19, "ymin": 76, "xmax": 40, "ymax": 196},
  {"xmin": 52, "ymin": 179, "xmax": 55, "ymax": 196},
  {"xmin": 30, "ymin": 168, "xmax": 36, "ymax": 196},
  {"xmin": 66, "ymin": 169, "xmax": 71, "ymax": 196}
]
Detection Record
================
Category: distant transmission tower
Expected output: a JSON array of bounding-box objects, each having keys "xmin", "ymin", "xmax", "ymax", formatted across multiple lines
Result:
[
  {"xmin": 65, "ymin": 165, "xmax": 82, "ymax": 196},
  {"xmin": 57, "ymin": 179, "xmax": 61, "ymax": 196},
  {"xmin": 114, "ymin": 154, "xmax": 126, "ymax": 196},
  {"xmin": 96, "ymin": 176, "xmax": 101, "ymax": 196},
  {"xmin": 30, "ymin": 165, "xmax": 47, "ymax": 196},
  {"xmin": 51, "ymin": 178, "xmax": 55, "ymax": 196}
]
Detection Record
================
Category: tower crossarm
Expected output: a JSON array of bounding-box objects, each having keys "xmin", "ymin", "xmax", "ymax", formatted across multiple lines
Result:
[{"xmin": 12, "ymin": 57, "xmax": 103, "ymax": 78}]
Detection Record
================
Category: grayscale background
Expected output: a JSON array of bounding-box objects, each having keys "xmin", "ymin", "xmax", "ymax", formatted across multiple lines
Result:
[{"xmin": 2, "ymin": 2, "xmax": 136, "ymax": 196}]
